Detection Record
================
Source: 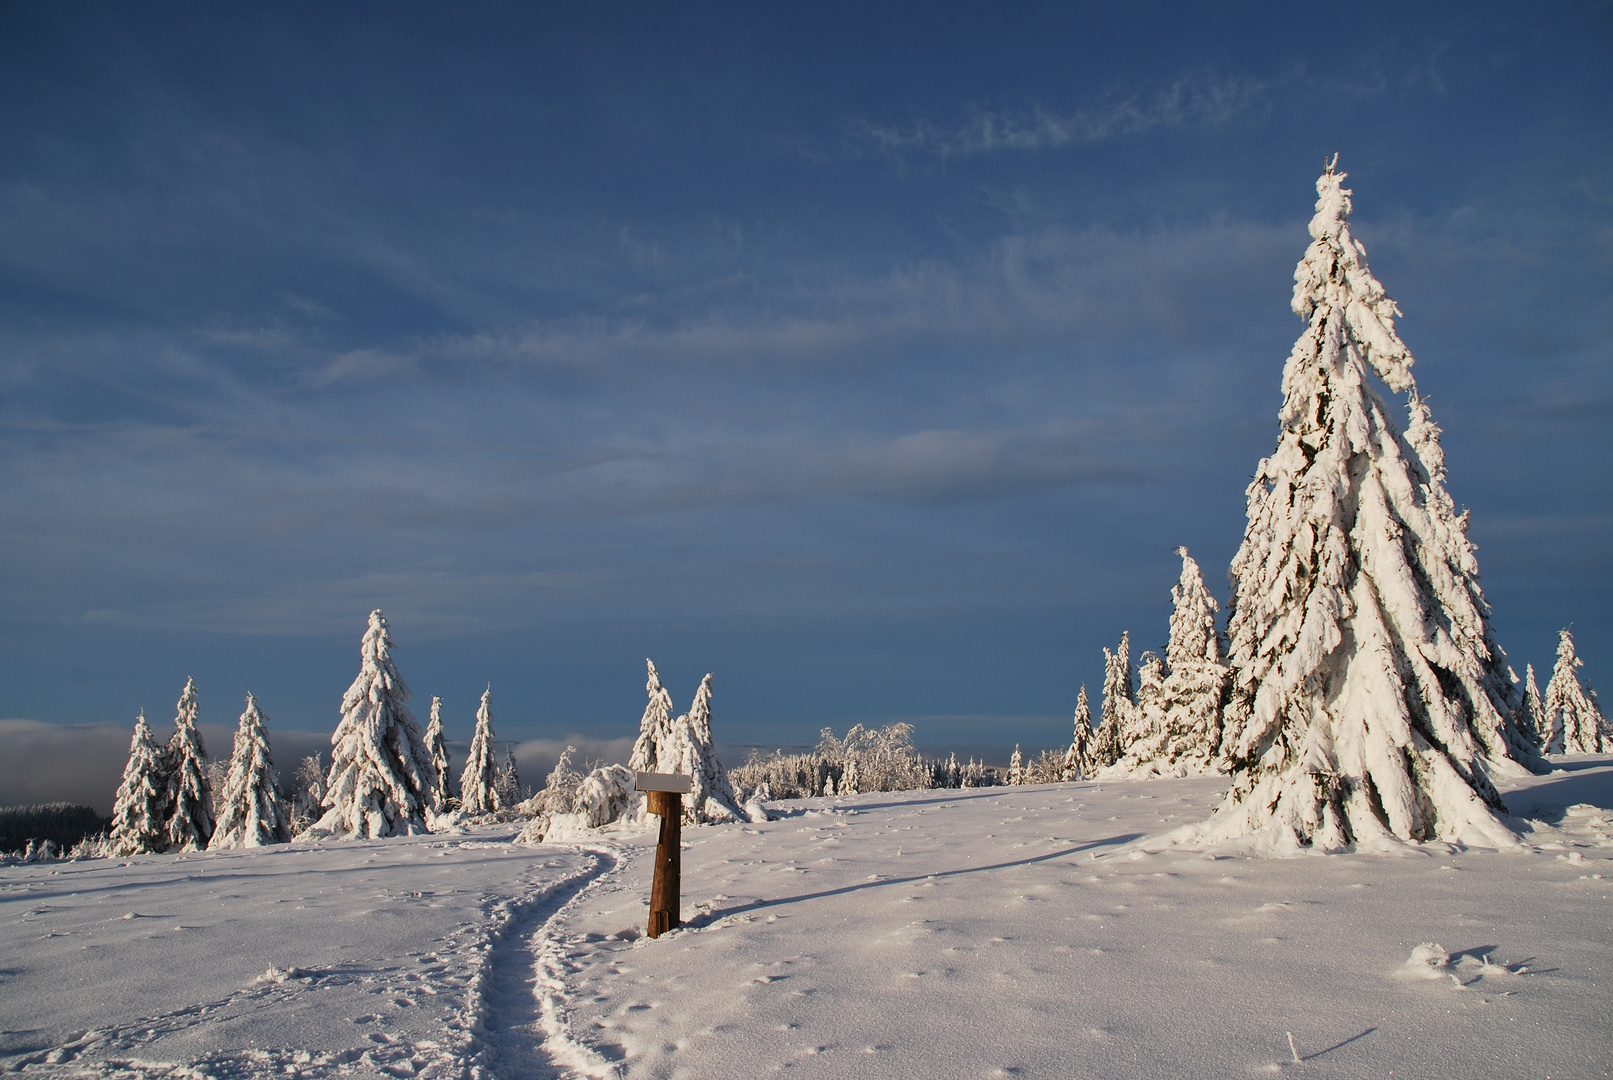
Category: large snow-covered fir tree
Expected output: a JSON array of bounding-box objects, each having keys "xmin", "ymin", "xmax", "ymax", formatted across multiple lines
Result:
[
  {"xmin": 1062, "ymin": 685, "xmax": 1093, "ymax": 780},
  {"xmin": 669, "ymin": 674, "xmax": 746, "ymax": 824},
  {"xmin": 310, "ymin": 610, "xmax": 436, "ymax": 838},
  {"xmin": 423, "ymin": 696, "xmax": 456, "ymax": 813},
  {"xmin": 165, "ymin": 677, "xmax": 214, "ymax": 851},
  {"xmin": 459, "ymin": 686, "xmax": 505, "ymax": 815},
  {"xmin": 1109, "ymin": 548, "xmax": 1230, "ymax": 777},
  {"xmin": 109, "ymin": 711, "xmax": 170, "ymax": 856},
  {"xmin": 1202, "ymin": 159, "xmax": 1542, "ymax": 853},
  {"xmin": 1544, "ymin": 629, "xmax": 1606, "ymax": 754},
  {"xmin": 210, "ymin": 693, "xmax": 290, "ymax": 849},
  {"xmin": 1088, "ymin": 633, "xmax": 1134, "ymax": 770},
  {"xmin": 628, "ymin": 659, "xmax": 677, "ymax": 775}
]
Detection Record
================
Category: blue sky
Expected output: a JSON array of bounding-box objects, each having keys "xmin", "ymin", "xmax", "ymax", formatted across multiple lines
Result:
[{"xmin": 1, "ymin": 1, "xmax": 1609, "ymax": 776}]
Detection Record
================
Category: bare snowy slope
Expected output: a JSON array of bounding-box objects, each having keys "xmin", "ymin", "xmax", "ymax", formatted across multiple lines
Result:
[{"xmin": 4, "ymin": 762, "xmax": 1611, "ymax": 1078}]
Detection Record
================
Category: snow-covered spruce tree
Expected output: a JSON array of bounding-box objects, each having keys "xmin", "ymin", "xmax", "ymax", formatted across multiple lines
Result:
[
  {"xmin": 1062, "ymin": 685, "xmax": 1093, "ymax": 780},
  {"xmin": 1009, "ymin": 745, "xmax": 1024, "ymax": 785},
  {"xmin": 669, "ymin": 674, "xmax": 745, "ymax": 824},
  {"xmin": 1544, "ymin": 629, "xmax": 1607, "ymax": 754},
  {"xmin": 1202, "ymin": 160, "xmax": 1542, "ymax": 853},
  {"xmin": 210, "ymin": 694, "xmax": 290, "ymax": 849},
  {"xmin": 165, "ymin": 677, "xmax": 214, "ymax": 851},
  {"xmin": 1111, "ymin": 549, "xmax": 1230, "ymax": 777},
  {"xmin": 628, "ymin": 659, "xmax": 677, "ymax": 775},
  {"xmin": 311, "ymin": 609, "xmax": 436, "ymax": 838},
  {"xmin": 109, "ymin": 711, "xmax": 171, "ymax": 855},
  {"xmin": 459, "ymin": 686, "xmax": 505, "ymax": 815},
  {"xmin": 1089, "ymin": 633, "xmax": 1134, "ymax": 770},
  {"xmin": 423, "ymin": 696, "xmax": 457, "ymax": 813},
  {"xmin": 1519, "ymin": 664, "xmax": 1547, "ymax": 751},
  {"xmin": 495, "ymin": 746, "xmax": 524, "ymax": 807}
]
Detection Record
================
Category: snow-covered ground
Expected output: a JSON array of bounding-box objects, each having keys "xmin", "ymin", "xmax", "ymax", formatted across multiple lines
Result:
[{"xmin": 5, "ymin": 760, "xmax": 1611, "ymax": 1078}]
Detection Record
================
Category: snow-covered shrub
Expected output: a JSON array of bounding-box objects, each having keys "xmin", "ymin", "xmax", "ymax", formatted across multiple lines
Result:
[
  {"xmin": 307, "ymin": 609, "xmax": 437, "ymax": 839},
  {"xmin": 165, "ymin": 677, "xmax": 215, "ymax": 851},
  {"xmin": 495, "ymin": 746, "xmax": 525, "ymax": 807},
  {"xmin": 110, "ymin": 711, "xmax": 171, "ymax": 855},
  {"xmin": 1544, "ymin": 629, "xmax": 1607, "ymax": 753},
  {"xmin": 515, "ymin": 752, "xmax": 638, "ymax": 843},
  {"xmin": 1201, "ymin": 160, "xmax": 1542, "ymax": 853},
  {"xmin": 574, "ymin": 764, "xmax": 636, "ymax": 827},
  {"xmin": 210, "ymin": 693, "xmax": 290, "ymax": 849},
  {"xmin": 287, "ymin": 754, "xmax": 326, "ymax": 834}
]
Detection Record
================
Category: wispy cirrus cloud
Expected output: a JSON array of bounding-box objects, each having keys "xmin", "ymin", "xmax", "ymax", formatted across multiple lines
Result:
[{"xmin": 847, "ymin": 71, "xmax": 1270, "ymax": 160}]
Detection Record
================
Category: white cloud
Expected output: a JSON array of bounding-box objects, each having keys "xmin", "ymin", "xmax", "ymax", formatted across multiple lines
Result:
[{"xmin": 847, "ymin": 72, "xmax": 1269, "ymax": 159}]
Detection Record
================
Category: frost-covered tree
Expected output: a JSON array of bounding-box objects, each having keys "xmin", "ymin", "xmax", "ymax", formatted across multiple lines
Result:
[
  {"xmin": 669, "ymin": 674, "xmax": 745, "ymax": 824},
  {"xmin": 311, "ymin": 609, "xmax": 436, "ymax": 838},
  {"xmin": 629, "ymin": 659, "xmax": 677, "ymax": 775},
  {"xmin": 1089, "ymin": 633, "xmax": 1134, "ymax": 769},
  {"xmin": 460, "ymin": 686, "xmax": 505, "ymax": 815},
  {"xmin": 165, "ymin": 677, "xmax": 214, "ymax": 851},
  {"xmin": 495, "ymin": 745, "xmax": 524, "ymax": 806},
  {"xmin": 1009, "ymin": 745, "xmax": 1024, "ymax": 785},
  {"xmin": 109, "ymin": 711, "xmax": 170, "ymax": 855},
  {"xmin": 1203, "ymin": 160, "xmax": 1541, "ymax": 853},
  {"xmin": 423, "ymin": 696, "xmax": 457, "ymax": 813},
  {"xmin": 288, "ymin": 754, "xmax": 326, "ymax": 833},
  {"xmin": 1519, "ymin": 665, "xmax": 1546, "ymax": 750},
  {"xmin": 1063, "ymin": 685, "xmax": 1092, "ymax": 780},
  {"xmin": 210, "ymin": 694, "xmax": 290, "ymax": 849},
  {"xmin": 1544, "ymin": 629, "xmax": 1607, "ymax": 754},
  {"xmin": 1111, "ymin": 549, "xmax": 1230, "ymax": 777}
]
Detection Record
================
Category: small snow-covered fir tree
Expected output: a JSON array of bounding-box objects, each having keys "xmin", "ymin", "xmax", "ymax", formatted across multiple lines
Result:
[
  {"xmin": 1089, "ymin": 633, "xmax": 1134, "ymax": 769},
  {"xmin": 495, "ymin": 746, "xmax": 524, "ymax": 806},
  {"xmin": 109, "ymin": 711, "xmax": 170, "ymax": 855},
  {"xmin": 311, "ymin": 609, "xmax": 436, "ymax": 838},
  {"xmin": 423, "ymin": 696, "xmax": 457, "ymax": 813},
  {"xmin": 1110, "ymin": 549, "xmax": 1230, "ymax": 777},
  {"xmin": 1544, "ymin": 629, "xmax": 1607, "ymax": 754},
  {"xmin": 1519, "ymin": 664, "xmax": 1547, "ymax": 750},
  {"xmin": 1062, "ymin": 685, "xmax": 1092, "ymax": 780},
  {"xmin": 669, "ymin": 674, "xmax": 745, "ymax": 824},
  {"xmin": 1009, "ymin": 744, "xmax": 1024, "ymax": 785},
  {"xmin": 628, "ymin": 659, "xmax": 677, "ymax": 775},
  {"xmin": 459, "ymin": 686, "xmax": 505, "ymax": 815},
  {"xmin": 1203, "ymin": 160, "xmax": 1541, "ymax": 853},
  {"xmin": 165, "ymin": 677, "xmax": 214, "ymax": 851},
  {"xmin": 210, "ymin": 693, "xmax": 290, "ymax": 849}
]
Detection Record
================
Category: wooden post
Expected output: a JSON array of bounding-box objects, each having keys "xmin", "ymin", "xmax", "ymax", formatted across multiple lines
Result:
[
  {"xmin": 647, "ymin": 790, "xmax": 681, "ymax": 937},
  {"xmin": 635, "ymin": 772, "xmax": 692, "ymax": 939}
]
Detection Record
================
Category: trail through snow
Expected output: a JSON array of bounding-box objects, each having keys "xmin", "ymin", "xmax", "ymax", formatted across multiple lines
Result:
[{"xmin": 4, "ymin": 759, "xmax": 1612, "ymax": 1078}]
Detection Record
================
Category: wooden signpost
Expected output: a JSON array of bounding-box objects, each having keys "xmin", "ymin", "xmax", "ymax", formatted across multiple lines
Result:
[{"xmin": 634, "ymin": 772, "xmax": 692, "ymax": 938}]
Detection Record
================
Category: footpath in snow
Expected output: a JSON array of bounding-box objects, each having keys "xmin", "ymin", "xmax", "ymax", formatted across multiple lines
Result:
[{"xmin": 4, "ymin": 760, "xmax": 1612, "ymax": 1078}]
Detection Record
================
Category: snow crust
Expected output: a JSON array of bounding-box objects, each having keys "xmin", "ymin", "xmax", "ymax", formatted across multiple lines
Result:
[{"xmin": 6, "ymin": 762, "xmax": 1609, "ymax": 1078}]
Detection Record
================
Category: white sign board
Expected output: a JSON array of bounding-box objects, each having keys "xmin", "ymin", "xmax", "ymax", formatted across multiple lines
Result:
[{"xmin": 634, "ymin": 772, "xmax": 692, "ymax": 793}]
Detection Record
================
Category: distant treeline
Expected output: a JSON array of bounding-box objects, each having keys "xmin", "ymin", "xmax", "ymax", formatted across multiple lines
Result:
[{"xmin": 0, "ymin": 803, "xmax": 111, "ymax": 855}]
